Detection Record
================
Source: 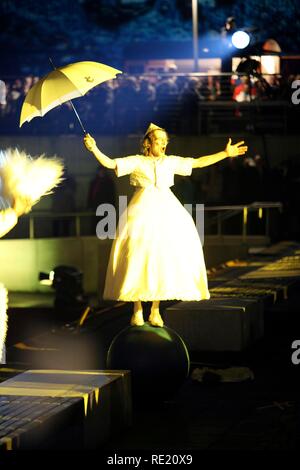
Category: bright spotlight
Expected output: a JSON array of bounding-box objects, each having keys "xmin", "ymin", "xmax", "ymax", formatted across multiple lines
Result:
[{"xmin": 232, "ymin": 31, "xmax": 250, "ymax": 49}]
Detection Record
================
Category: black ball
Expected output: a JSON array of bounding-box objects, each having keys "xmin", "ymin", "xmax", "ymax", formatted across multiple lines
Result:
[{"xmin": 107, "ymin": 323, "xmax": 190, "ymax": 401}]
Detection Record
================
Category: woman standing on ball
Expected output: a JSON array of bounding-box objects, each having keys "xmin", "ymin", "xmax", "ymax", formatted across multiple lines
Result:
[{"xmin": 84, "ymin": 124, "xmax": 247, "ymax": 327}]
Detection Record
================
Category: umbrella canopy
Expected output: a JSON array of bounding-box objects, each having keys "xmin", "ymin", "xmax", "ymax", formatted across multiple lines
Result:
[{"xmin": 20, "ymin": 61, "xmax": 122, "ymax": 128}]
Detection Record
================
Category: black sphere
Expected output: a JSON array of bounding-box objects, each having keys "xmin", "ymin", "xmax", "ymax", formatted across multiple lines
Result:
[{"xmin": 107, "ymin": 323, "xmax": 190, "ymax": 401}]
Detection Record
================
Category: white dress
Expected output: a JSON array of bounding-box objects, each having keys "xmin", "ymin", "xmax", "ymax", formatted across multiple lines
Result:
[{"xmin": 103, "ymin": 154, "xmax": 210, "ymax": 302}]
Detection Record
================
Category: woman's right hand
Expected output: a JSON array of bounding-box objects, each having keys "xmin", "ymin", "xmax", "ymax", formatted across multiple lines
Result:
[{"xmin": 84, "ymin": 133, "xmax": 97, "ymax": 152}]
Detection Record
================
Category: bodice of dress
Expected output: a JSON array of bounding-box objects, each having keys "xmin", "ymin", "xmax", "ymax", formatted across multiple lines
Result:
[{"xmin": 114, "ymin": 155, "xmax": 194, "ymax": 188}]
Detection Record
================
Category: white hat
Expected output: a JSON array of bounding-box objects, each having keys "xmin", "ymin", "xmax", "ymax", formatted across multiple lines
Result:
[{"xmin": 144, "ymin": 122, "xmax": 165, "ymax": 138}]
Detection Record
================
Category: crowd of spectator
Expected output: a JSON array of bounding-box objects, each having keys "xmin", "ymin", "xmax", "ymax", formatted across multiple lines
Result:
[
  {"xmin": 1, "ymin": 69, "xmax": 299, "ymax": 240},
  {"xmin": 0, "ymin": 72, "xmax": 294, "ymax": 135}
]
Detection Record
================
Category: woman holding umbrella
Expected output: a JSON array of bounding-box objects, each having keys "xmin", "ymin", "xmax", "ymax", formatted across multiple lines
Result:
[{"xmin": 84, "ymin": 124, "xmax": 247, "ymax": 327}]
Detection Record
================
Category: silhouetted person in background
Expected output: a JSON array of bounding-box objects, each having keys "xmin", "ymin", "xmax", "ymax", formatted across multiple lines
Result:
[
  {"xmin": 52, "ymin": 170, "xmax": 76, "ymax": 237},
  {"xmin": 87, "ymin": 167, "xmax": 116, "ymax": 236},
  {"xmin": 87, "ymin": 167, "xmax": 116, "ymax": 209},
  {"xmin": 221, "ymin": 157, "xmax": 242, "ymax": 204},
  {"xmin": 221, "ymin": 157, "xmax": 243, "ymax": 234},
  {"xmin": 178, "ymin": 77, "xmax": 204, "ymax": 134}
]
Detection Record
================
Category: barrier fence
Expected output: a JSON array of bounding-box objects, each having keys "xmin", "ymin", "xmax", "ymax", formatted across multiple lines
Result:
[{"xmin": 3, "ymin": 202, "xmax": 282, "ymax": 240}]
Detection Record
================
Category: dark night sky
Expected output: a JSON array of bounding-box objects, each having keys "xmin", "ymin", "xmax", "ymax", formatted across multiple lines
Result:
[{"xmin": 0, "ymin": 0, "xmax": 299, "ymax": 73}]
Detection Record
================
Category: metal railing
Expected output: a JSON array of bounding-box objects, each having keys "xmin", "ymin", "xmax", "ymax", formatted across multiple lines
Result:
[
  {"xmin": 5, "ymin": 202, "xmax": 282, "ymax": 240},
  {"xmin": 203, "ymin": 202, "xmax": 282, "ymax": 241}
]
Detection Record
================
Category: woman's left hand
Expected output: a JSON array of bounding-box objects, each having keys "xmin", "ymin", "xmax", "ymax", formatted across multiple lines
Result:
[{"xmin": 225, "ymin": 138, "xmax": 248, "ymax": 157}]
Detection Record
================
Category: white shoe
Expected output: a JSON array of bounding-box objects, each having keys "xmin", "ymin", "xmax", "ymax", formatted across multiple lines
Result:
[
  {"xmin": 148, "ymin": 312, "xmax": 164, "ymax": 327},
  {"xmin": 130, "ymin": 311, "xmax": 144, "ymax": 326}
]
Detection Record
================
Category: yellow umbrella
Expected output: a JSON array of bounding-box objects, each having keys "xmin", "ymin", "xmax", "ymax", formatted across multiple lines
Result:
[{"xmin": 19, "ymin": 60, "xmax": 122, "ymax": 132}]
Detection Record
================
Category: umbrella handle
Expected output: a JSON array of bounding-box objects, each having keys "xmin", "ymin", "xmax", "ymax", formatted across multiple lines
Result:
[
  {"xmin": 69, "ymin": 100, "xmax": 87, "ymax": 134},
  {"xmin": 49, "ymin": 57, "xmax": 87, "ymax": 135}
]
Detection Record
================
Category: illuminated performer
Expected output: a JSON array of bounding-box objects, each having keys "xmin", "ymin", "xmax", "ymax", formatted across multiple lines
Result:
[
  {"xmin": 0, "ymin": 149, "xmax": 64, "ymax": 362},
  {"xmin": 84, "ymin": 124, "xmax": 247, "ymax": 327}
]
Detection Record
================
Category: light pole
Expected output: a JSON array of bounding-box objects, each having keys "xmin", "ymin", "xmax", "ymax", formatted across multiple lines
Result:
[{"xmin": 192, "ymin": 0, "xmax": 199, "ymax": 72}]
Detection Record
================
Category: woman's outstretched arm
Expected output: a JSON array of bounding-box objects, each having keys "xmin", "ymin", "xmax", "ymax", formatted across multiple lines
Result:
[
  {"xmin": 84, "ymin": 133, "xmax": 116, "ymax": 170},
  {"xmin": 192, "ymin": 138, "xmax": 248, "ymax": 168}
]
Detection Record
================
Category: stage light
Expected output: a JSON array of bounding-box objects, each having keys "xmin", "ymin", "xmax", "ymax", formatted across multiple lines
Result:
[
  {"xmin": 236, "ymin": 58, "xmax": 261, "ymax": 76},
  {"xmin": 38, "ymin": 266, "xmax": 88, "ymax": 321},
  {"xmin": 232, "ymin": 31, "xmax": 250, "ymax": 49},
  {"xmin": 39, "ymin": 270, "xmax": 54, "ymax": 286}
]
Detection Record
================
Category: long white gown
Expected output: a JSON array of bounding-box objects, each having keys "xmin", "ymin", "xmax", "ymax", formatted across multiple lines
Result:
[{"xmin": 103, "ymin": 154, "xmax": 210, "ymax": 302}]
